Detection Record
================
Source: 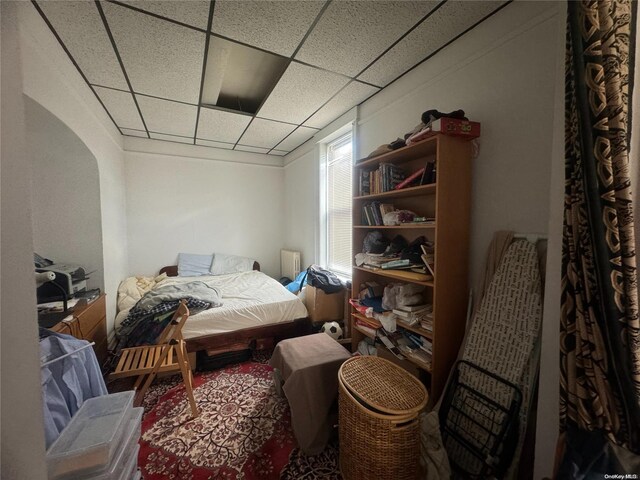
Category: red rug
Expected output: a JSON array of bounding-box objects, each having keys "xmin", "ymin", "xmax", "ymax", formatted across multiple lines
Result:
[{"xmin": 138, "ymin": 361, "xmax": 341, "ymax": 479}]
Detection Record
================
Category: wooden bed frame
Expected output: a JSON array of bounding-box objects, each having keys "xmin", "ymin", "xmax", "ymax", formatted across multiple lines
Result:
[{"xmin": 158, "ymin": 264, "xmax": 311, "ymax": 355}]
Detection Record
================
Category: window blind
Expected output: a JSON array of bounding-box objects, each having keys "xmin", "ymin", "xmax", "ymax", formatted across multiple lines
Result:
[{"xmin": 326, "ymin": 133, "xmax": 352, "ymax": 276}]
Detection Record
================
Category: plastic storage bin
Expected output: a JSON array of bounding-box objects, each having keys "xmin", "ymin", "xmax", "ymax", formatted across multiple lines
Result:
[
  {"xmin": 46, "ymin": 391, "xmax": 135, "ymax": 479},
  {"xmin": 75, "ymin": 407, "xmax": 142, "ymax": 480},
  {"xmin": 121, "ymin": 445, "xmax": 140, "ymax": 480}
]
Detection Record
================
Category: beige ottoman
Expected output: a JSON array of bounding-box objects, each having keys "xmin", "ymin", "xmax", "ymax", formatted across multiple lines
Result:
[{"xmin": 270, "ymin": 333, "xmax": 351, "ymax": 454}]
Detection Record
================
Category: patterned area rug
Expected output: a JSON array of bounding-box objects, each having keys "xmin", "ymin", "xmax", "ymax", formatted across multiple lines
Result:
[{"xmin": 139, "ymin": 358, "xmax": 341, "ymax": 479}]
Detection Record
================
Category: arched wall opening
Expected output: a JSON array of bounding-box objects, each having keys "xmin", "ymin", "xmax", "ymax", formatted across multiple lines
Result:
[{"xmin": 24, "ymin": 95, "xmax": 105, "ymax": 293}]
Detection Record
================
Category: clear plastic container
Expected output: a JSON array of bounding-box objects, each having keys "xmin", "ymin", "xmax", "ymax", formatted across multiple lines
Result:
[
  {"xmin": 46, "ymin": 391, "xmax": 135, "ymax": 479},
  {"xmin": 120, "ymin": 445, "xmax": 140, "ymax": 480},
  {"xmin": 75, "ymin": 407, "xmax": 142, "ymax": 480}
]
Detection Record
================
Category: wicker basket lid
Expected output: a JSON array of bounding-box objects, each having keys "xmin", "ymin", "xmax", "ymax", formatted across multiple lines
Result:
[{"xmin": 339, "ymin": 356, "xmax": 428, "ymax": 415}]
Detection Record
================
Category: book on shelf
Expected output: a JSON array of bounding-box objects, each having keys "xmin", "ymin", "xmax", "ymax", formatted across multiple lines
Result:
[
  {"xmin": 421, "ymin": 254, "xmax": 435, "ymax": 276},
  {"xmin": 394, "ymin": 167, "xmax": 426, "ymax": 190},
  {"xmin": 380, "ymin": 259, "xmax": 411, "ymax": 269},
  {"xmin": 397, "ymin": 304, "xmax": 431, "ymax": 313},
  {"xmin": 360, "ymin": 164, "xmax": 405, "ymax": 195},
  {"xmin": 362, "ymin": 202, "xmax": 396, "ymax": 226},
  {"xmin": 419, "ymin": 161, "xmax": 437, "ymax": 185}
]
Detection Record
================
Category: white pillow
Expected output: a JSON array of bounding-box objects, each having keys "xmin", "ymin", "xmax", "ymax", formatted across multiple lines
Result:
[
  {"xmin": 210, "ymin": 253, "xmax": 255, "ymax": 275},
  {"xmin": 177, "ymin": 253, "xmax": 214, "ymax": 276}
]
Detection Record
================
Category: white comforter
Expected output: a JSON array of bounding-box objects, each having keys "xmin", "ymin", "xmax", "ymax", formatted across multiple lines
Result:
[{"xmin": 116, "ymin": 271, "xmax": 308, "ymax": 340}]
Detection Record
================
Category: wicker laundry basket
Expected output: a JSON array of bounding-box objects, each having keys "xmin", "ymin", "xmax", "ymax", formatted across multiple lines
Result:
[{"xmin": 338, "ymin": 356, "xmax": 428, "ymax": 480}]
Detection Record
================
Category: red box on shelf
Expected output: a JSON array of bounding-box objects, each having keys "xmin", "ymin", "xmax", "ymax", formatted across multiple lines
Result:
[{"xmin": 431, "ymin": 117, "xmax": 480, "ymax": 139}]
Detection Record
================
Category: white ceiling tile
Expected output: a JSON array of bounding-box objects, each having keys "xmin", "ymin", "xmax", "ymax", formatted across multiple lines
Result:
[
  {"xmin": 212, "ymin": 1, "xmax": 325, "ymax": 57},
  {"xmin": 93, "ymin": 86, "xmax": 145, "ymax": 130},
  {"xmin": 236, "ymin": 145, "xmax": 270, "ymax": 154},
  {"xmin": 269, "ymin": 150, "xmax": 288, "ymax": 156},
  {"xmin": 102, "ymin": 2, "xmax": 205, "ymax": 104},
  {"xmin": 119, "ymin": 0, "xmax": 210, "ymax": 29},
  {"xmin": 275, "ymin": 126, "xmax": 317, "ymax": 152},
  {"xmin": 196, "ymin": 139, "xmax": 234, "ymax": 149},
  {"xmin": 196, "ymin": 108, "xmax": 251, "ymax": 144},
  {"xmin": 37, "ymin": 1, "xmax": 128, "ymax": 90},
  {"xmin": 150, "ymin": 132, "xmax": 194, "ymax": 144},
  {"xmin": 137, "ymin": 96, "xmax": 197, "ymax": 137},
  {"xmin": 304, "ymin": 81, "xmax": 379, "ymax": 129},
  {"xmin": 359, "ymin": 1, "xmax": 506, "ymax": 86},
  {"xmin": 238, "ymin": 118, "xmax": 297, "ymax": 149},
  {"xmin": 121, "ymin": 128, "xmax": 148, "ymax": 138},
  {"xmin": 258, "ymin": 63, "xmax": 349, "ymax": 124},
  {"xmin": 295, "ymin": 1, "xmax": 439, "ymax": 77}
]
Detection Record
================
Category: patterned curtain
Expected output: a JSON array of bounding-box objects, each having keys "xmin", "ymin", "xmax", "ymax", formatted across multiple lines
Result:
[{"xmin": 560, "ymin": 0, "xmax": 640, "ymax": 474}]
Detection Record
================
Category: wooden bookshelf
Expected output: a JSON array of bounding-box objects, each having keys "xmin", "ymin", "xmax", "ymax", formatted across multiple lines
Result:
[
  {"xmin": 353, "ymin": 224, "xmax": 436, "ymax": 229},
  {"xmin": 351, "ymin": 134, "xmax": 472, "ymax": 401}
]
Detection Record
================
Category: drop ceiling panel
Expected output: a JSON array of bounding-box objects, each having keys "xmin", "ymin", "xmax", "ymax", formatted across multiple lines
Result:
[
  {"xmin": 150, "ymin": 132, "xmax": 194, "ymax": 144},
  {"xmin": 358, "ymin": 1, "xmax": 506, "ymax": 87},
  {"xmin": 119, "ymin": 0, "xmax": 210, "ymax": 30},
  {"xmin": 238, "ymin": 118, "xmax": 297, "ymax": 149},
  {"xmin": 236, "ymin": 145, "xmax": 271, "ymax": 154},
  {"xmin": 212, "ymin": 0, "xmax": 325, "ymax": 57},
  {"xmin": 137, "ymin": 96, "xmax": 197, "ymax": 137},
  {"xmin": 121, "ymin": 128, "xmax": 148, "ymax": 138},
  {"xmin": 275, "ymin": 126, "xmax": 317, "ymax": 152},
  {"xmin": 103, "ymin": 1, "xmax": 205, "ymax": 103},
  {"xmin": 305, "ymin": 81, "xmax": 379, "ymax": 129},
  {"xmin": 36, "ymin": 1, "xmax": 128, "ymax": 90},
  {"xmin": 93, "ymin": 86, "xmax": 145, "ymax": 130},
  {"xmin": 258, "ymin": 63, "xmax": 349, "ymax": 124},
  {"xmin": 196, "ymin": 108, "xmax": 251, "ymax": 144},
  {"xmin": 196, "ymin": 139, "xmax": 234, "ymax": 149},
  {"xmin": 295, "ymin": 1, "xmax": 438, "ymax": 77}
]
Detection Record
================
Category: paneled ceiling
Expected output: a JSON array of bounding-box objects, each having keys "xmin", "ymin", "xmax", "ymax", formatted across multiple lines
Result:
[{"xmin": 34, "ymin": 0, "xmax": 508, "ymax": 156}]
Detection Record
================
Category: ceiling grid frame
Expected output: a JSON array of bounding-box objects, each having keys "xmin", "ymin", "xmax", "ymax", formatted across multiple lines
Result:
[
  {"xmin": 31, "ymin": 0, "xmax": 125, "ymax": 136},
  {"xmin": 232, "ymin": 0, "xmax": 334, "ymax": 151},
  {"xmin": 192, "ymin": 0, "xmax": 216, "ymax": 145},
  {"xmin": 268, "ymin": 0, "xmax": 510, "ymax": 154},
  {"xmin": 94, "ymin": 0, "xmax": 150, "ymax": 138},
  {"xmin": 268, "ymin": 0, "xmax": 448, "ymax": 153},
  {"xmin": 33, "ymin": 0, "xmax": 513, "ymax": 156}
]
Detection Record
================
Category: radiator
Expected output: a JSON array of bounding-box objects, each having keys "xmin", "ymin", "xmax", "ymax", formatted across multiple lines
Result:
[{"xmin": 281, "ymin": 249, "xmax": 301, "ymax": 280}]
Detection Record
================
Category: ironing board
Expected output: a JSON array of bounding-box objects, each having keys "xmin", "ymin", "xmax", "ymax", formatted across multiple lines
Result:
[{"xmin": 444, "ymin": 239, "xmax": 542, "ymax": 478}]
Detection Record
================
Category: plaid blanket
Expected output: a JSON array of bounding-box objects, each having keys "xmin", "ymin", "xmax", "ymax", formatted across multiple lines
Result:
[{"xmin": 114, "ymin": 298, "xmax": 211, "ymax": 353}]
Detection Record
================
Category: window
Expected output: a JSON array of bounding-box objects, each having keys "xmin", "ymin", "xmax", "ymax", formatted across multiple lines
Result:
[{"xmin": 322, "ymin": 132, "xmax": 353, "ymax": 277}]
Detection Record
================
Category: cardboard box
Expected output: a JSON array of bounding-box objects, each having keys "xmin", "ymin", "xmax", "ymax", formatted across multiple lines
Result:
[
  {"xmin": 431, "ymin": 117, "xmax": 480, "ymax": 139},
  {"xmin": 304, "ymin": 285, "xmax": 345, "ymax": 323}
]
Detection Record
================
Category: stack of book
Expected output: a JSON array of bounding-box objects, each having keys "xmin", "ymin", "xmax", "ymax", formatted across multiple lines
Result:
[
  {"xmin": 359, "ymin": 163, "xmax": 405, "ymax": 195},
  {"xmin": 362, "ymin": 202, "xmax": 395, "ymax": 226},
  {"xmin": 382, "ymin": 328, "xmax": 433, "ymax": 369}
]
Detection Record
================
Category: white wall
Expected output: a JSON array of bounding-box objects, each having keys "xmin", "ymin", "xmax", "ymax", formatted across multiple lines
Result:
[
  {"xmin": 26, "ymin": 96, "xmax": 105, "ymax": 292},
  {"xmin": 1, "ymin": 2, "xmax": 48, "ymax": 478},
  {"xmin": 283, "ymin": 1, "xmax": 564, "ymax": 476},
  {"xmin": 18, "ymin": 3, "xmax": 129, "ymax": 331},
  {"xmin": 124, "ymin": 148, "xmax": 286, "ymax": 279},
  {"xmin": 283, "ymin": 149, "xmax": 318, "ymax": 268}
]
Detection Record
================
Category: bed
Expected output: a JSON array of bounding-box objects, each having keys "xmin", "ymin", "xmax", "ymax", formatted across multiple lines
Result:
[{"xmin": 115, "ymin": 263, "xmax": 310, "ymax": 356}]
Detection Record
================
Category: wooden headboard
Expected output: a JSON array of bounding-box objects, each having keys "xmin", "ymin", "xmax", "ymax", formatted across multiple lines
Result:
[{"xmin": 160, "ymin": 262, "xmax": 261, "ymax": 277}]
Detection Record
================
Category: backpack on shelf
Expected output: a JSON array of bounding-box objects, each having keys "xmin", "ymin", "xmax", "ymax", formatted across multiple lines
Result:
[{"xmin": 301, "ymin": 265, "xmax": 343, "ymax": 294}]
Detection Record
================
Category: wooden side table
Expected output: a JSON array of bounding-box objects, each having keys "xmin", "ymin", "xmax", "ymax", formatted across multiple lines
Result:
[{"xmin": 50, "ymin": 293, "xmax": 108, "ymax": 366}]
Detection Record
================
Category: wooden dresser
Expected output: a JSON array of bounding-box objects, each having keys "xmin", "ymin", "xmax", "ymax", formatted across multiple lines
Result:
[{"xmin": 51, "ymin": 294, "xmax": 108, "ymax": 366}]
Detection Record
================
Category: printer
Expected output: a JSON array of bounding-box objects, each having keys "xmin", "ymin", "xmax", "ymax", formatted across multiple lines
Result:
[{"xmin": 36, "ymin": 263, "xmax": 87, "ymax": 303}]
